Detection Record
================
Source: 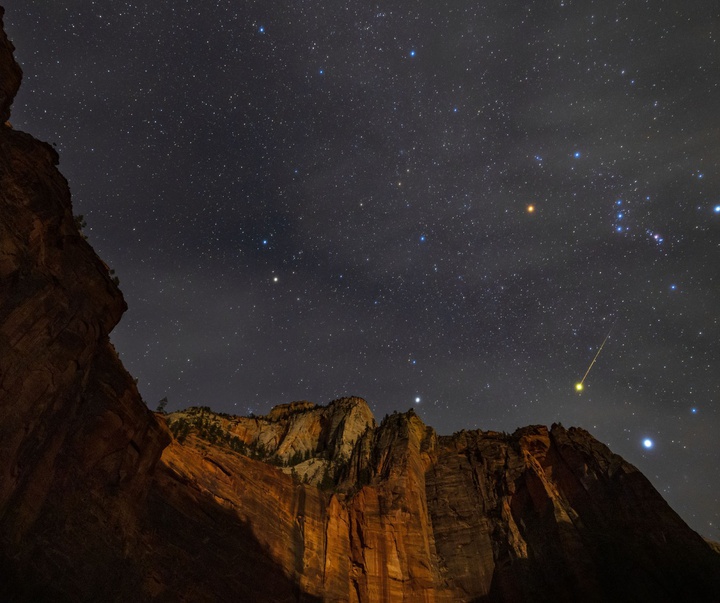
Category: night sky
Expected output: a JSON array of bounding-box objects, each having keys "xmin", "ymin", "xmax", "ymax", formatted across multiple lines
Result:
[{"xmin": 4, "ymin": 2, "xmax": 719, "ymax": 539}]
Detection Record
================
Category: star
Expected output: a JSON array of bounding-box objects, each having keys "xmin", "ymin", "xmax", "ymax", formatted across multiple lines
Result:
[{"xmin": 643, "ymin": 438, "xmax": 654, "ymax": 449}]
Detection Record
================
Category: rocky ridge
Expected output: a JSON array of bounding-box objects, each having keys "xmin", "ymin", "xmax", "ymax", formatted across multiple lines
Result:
[
  {"xmin": 167, "ymin": 397, "xmax": 375, "ymax": 486},
  {"xmin": 161, "ymin": 403, "xmax": 720, "ymax": 602},
  {"xmin": 2, "ymin": 8, "xmax": 720, "ymax": 602}
]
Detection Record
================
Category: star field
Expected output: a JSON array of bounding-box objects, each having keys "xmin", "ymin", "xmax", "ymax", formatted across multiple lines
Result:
[{"xmin": 4, "ymin": 2, "xmax": 719, "ymax": 539}]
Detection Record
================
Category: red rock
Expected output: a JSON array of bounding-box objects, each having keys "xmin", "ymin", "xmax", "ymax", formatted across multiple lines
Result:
[{"xmin": 0, "ymin": 7, "xmax": 21, "ymax": 124}]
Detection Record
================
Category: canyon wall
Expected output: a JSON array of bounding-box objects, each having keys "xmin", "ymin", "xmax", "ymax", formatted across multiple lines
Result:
[
  {"xmin": 157, "ymin": 405, "xmax": 720, "ymax": 602},
  {"xmin": 0, "ymin": 6, "xmax": 170, "ymax": 599}
]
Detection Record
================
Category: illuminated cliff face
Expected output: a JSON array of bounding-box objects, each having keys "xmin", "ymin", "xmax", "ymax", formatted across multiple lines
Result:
[
  {"xmin": 158, "ymin": 405, "xmax": 720, "ymax": 602},
  {"xmin": 2, "ymin": 9, "xmax": 720, "ymax": 602}
]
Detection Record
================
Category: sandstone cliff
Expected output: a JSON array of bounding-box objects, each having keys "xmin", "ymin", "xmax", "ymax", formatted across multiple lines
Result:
[
  {"xmin": 0, "ymin": 5, "xmax": 170, "ymax": 598},
  {"xmin": 2, "ymin": 9, "xmax": 720, "ymax": 602},
  {"xmin": 159, "ymin": 405, "xmax": 720, "ymax": 602}
]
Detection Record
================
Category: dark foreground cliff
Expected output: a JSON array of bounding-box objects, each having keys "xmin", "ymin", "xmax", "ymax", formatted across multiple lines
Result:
[{"xmin": 1, "ymin": 8, "xmax": 720, "ymax": 602}]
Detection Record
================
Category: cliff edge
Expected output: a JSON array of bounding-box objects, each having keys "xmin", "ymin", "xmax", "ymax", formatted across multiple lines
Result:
[{"xmin": 0, "ymin": 5, "xmax": 170, "ymax": 599}]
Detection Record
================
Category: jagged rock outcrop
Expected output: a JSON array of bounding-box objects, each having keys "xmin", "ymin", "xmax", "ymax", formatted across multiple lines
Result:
[
  {"xmin": 0, "ymin": 8, "xmax": 21, "ymax": 124},
  {"xmin": 0, "ymin": 6, "xmax": 171, "ymax": 599},
  {"xmin": 425, "ymin": 424, "xmax": 720, "ymax": 602},
  {"xmin": 2, "ymin": 9, "xmax": 720, "ymax": 602},
  {"xmin": 160, "ymin": 406, "xmax": 720, "ymax": 602},
  {"xmin": 169, "ymin": 397, "xmax": 375, "ymax": 486}
]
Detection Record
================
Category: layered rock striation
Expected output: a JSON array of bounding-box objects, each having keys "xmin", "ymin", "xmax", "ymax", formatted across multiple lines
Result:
[
  {"xmin": 160, "ymin": 406, "xmax": 720, "ymax": 602},
  {"xmin": 2, "ymin": 9, "xmax": 720, "ymax": 602},
  {"xmin": 168, "ymin": 397, "xmax": 375, "ymax": 486}
]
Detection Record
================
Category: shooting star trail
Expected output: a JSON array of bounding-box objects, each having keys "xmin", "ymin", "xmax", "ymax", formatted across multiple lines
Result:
[{"xmin": 575, "ymin": 318, "xmax": 618, "ymax": 392}]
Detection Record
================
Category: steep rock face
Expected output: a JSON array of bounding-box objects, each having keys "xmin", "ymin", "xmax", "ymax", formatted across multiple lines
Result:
[
  {"xmin": 161, "ymin": 406, "xmax": 720, "ymax": 602},
  {"xmin": 160, "ymin": 407, "xmax": 445, "ymax": 601},
  {"xmin": 235, "ymin": 397, "xmax": 376, "ymax": 463},
  {"xmin": 0, "ymin": 7, "xmax": 21, "ymax": 123},
  {"xmin": 147, "ymin": 430, "xmax": 327, "ymax": 602},
  {"xmin": 342, "ymin": 411, "xmax": 442, "ymax": 602},
  {"xmin": 0, "ymin": 10, "xmax": 170, "ymax": 599},
  {"xmin": 168, "ymin": 397, "xmax": 375, "ymax": 486},
  {"xmin": 426, "ymin": 425, "xmax": 720, "ymax": 602}
]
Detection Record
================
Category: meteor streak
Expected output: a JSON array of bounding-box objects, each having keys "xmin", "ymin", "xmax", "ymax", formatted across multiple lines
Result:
[{"xmin": 575, "ymin": 318, "xmax": 618, "ymax": 392}]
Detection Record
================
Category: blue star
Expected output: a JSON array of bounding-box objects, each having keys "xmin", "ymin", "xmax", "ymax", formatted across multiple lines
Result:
[
  {"xmin": 691, "ymin": 407, "xmax": 698, "ymax": 414},
  {"xmin": 670, "ymin": 284, "xmax": 677, "ymax": 291},
  {"xmin": 319, "ymin": 68, "xmax": 324, "ymax": 75},
  {"xmin": 616, "ymin": 199, "xmax": 623, "ymax": 205},
  {"xmin": 262, "ymin": 239, "xmax": 268, "ymax": 245},
  {"xmin": 643, "ymin": 438, "xmax": 653, "ymax": 449},
  {"xmin": 409, "ymin": 49, "xmax": 416, "ymax": 57},
  {"xmin": 258, "ymin": 26, "xmax": 265, "ymax": 33},
  {"xmin": 574, "ymin": 151, "xmax": 581, "ymax": 158},
  {"xmin": 617, "ymin": 212, "xmax": 623, "ymax": 219},
  {"xmin": 420, "ymin": 235, "xmax": 426, "ymax": 242},
  {"xmin": 649, "ymin": 231, "xmax": 664, "ymax": 244},
  {"xmin": 714, "ymin": 205, "xmax": 720, "ymax": 214},
  {"xmin": 616, "ymin": 226, "xmax": 623, "ymax": 232}
]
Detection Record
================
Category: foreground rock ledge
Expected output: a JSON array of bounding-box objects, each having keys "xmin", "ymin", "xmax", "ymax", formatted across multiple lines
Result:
[{"xmin": 1, "ymin": 8, "xmax": 719, "ymax": 602}]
